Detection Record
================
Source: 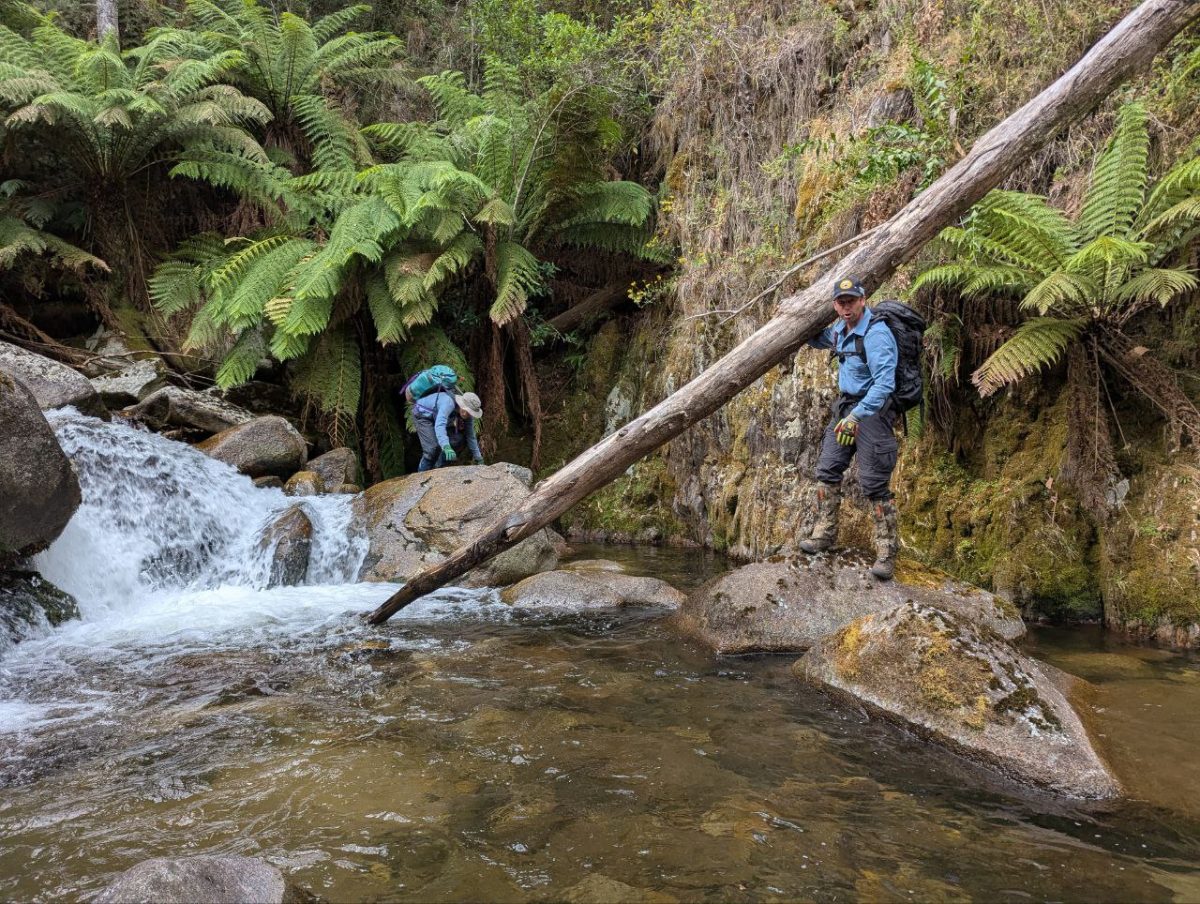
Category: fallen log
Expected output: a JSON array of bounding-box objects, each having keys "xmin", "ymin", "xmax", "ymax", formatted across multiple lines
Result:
[
  {"xmin": 368, "ymin": 0, "xmax": 1200, "ymax": 625},
  {"xmin": 547, "ymin": 282, "xmax": 632, "ymax": 335}
]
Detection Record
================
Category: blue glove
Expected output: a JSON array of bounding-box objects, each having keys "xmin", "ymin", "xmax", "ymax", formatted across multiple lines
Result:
[
  {"xmin": 441, "ymin": 444, "xmax": 457, "ymax": 462},
  {"xmin": 834, "ymin": 414, "xmax": 859, "ymax": 447}
]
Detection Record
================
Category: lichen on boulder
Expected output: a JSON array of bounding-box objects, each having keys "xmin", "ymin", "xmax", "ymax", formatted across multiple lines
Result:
[
  {"xmin": 500, "ymin": 568, "xmax": 685, "ymax": 611},
  {"xmin": 797, "ymin": 602, "xmax": 1120, "ymax": 799},
  {"xmin": 306, "ymin": 447, "xmax": 361, "ymax": 490},
  {"xmin": 676, "ymin": 554, "xmax": 1024, "ymax": 654},
  {"xmin": 353, "ymin": 463, "xmax": 559, "ymax": 587},
  {"xmin": 0, "ymin": 340, "xmax": 107, "ymax": 418}
]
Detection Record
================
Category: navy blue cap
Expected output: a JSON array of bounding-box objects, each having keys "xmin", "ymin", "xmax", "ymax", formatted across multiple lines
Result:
[{"xmin": 832, "ymin": 276, "xmax": 866, "ymax": 300}]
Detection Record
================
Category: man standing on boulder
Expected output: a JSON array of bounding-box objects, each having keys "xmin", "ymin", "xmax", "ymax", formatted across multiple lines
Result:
[{"xmin": 800, "ymin": 276, "xmax": 900, "ymax": 580}]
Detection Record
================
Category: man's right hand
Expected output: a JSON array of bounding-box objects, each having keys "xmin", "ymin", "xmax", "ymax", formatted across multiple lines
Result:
[
  {"xmin": 442, "ymin": 444, "xmax": 457, "ymax": 461},
  {"xmin": 834, "ymin": 415, "xmax": 859, "ymax": 446}
]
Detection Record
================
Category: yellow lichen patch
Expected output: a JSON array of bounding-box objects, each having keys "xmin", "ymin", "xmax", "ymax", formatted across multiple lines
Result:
[{"xmin": 833, "ymin": 619, "xmax": 867, "ymax": 681}]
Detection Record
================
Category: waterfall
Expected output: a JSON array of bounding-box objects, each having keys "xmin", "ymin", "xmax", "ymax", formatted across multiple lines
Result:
[{"xmin": 36, "ymin": 410, "xmax": 367, "ymax": 612}]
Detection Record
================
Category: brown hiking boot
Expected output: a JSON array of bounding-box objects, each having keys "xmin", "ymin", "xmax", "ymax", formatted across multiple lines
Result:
[
  {"xmin": 869, "ymin": 497, "xmax": 899, "ymax": 580},
  {"xmin": 800, "ymin": 483, "xmax": 841, "ymax": 554}
]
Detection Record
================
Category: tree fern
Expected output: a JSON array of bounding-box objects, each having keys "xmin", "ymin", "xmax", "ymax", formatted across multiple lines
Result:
[
  {"xmin": 290, "ymin": 323, "xmax": 361, "ymax": 443},
  {"xmin": 1079, "ymin": 103, "xmax": 1150, "ymax": 242},
  {"xmin": 971, "ymin": 318, "xmax": 1085, "ymax": 396}
]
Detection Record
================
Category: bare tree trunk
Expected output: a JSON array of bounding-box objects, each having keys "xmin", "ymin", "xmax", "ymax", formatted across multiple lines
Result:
[
  {"xmin": 547, "ymin": 281, "xmax": 636, "ymax": 335},
  {"xmin": 96, "ymin": 0, "xmax": 119, "ymax": 43},
  {"xmin": 368, "ymin": 0, "xmax": 1200, "ymax": 625}
]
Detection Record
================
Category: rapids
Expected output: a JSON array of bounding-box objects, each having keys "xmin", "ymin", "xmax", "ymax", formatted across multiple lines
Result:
[{"xmin": 1, "ymin": 411, "xmax": 1199, "ymax": 901}]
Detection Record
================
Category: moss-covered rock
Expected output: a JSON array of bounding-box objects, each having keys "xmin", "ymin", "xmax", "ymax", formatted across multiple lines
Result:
[
  {"xmin": 0, "ymin": 569, "xmax": 80, "ymax": 650},
  {"xmin": 797, "ymin": 602, "xmax": 1119, "ymax": 798},
  {"xmin": 676, "ymin": 554, "xmax": 1023, "ymax": 654},
  {"xmin": 1100, "ymin": 460, "xmax": 1200, "ymax": 648},
  {"xmin": 284, "ymin": 470, "xmax": 324, "ymax": 497}
]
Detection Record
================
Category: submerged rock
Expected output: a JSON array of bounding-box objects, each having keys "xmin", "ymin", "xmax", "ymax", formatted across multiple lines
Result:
[
  {"xmin": 284, "ymin": 470, "xmax": 324, "ymax": 497},
  {"xmin": 500, "ymin": 569, "xmax": 685, "ymax": 611},
  {"xmin": 196, "ymin": 416, "xmax": 308, "ymax": 479},
  {"xmin": 0, "ymin": 569, "xmax": 80, "ymax": 649},
  {"xmin": 127, "ymin": 385, "xmax": 255, "ymax": 435},
  {"xmin": 94, "ymin": 855, "xmax": 295, "ymax": 904},
  {"xmin": 797, "ymin": 602, "xmax": 1120, "ymax": 799},
  {"xmin": 354, "ymin": 463, "xmax": 558, "ymax": 587},
  {"xmin": 306, "ymin": 447, "xmax": 361, "ymax": 489},
  {"xmin": 676, "ymin": 554, "xmax": 1024, "ymax": 654},
  {"xmin": 0, "ymin": 372, "xmax": 81, "ymax": 562},
  {"xmin": 0, "ymin": 340, "xmax": 106, "ymax": 417},
  {"xmin": 89, "ymin": 358, "xmax": 167, "ymax": 407},
  {"xmin": 253, "ymin": 476, "xmax": 285, "ymax": 490},
  {"xmin": 257, "ymin": 505, "xmax": 312, "ymax": 587}
]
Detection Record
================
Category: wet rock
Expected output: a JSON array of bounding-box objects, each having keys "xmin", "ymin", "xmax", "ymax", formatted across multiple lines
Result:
[
  {"xmin": 254, "ymin": 476, "xmax": 285, "ymax": 490},
  {"xmin": 257, "ymin": 505, "xmax": 312, "ymax": 587},
  {"xmin": 797, "ymin": 602, "xmax": 1120, "ymax": 799},
  {"xmin": 284, "ymin": 470, "xmax": 324, "ymax": 497},
  {"xmin": 306, "ymin": 447, "xmax": 361, "ymax": 489},
  {"xmin": 89, "ymin": 358, "xmax": 167, "ymax": 407},
  {"xmin": 94, "ymin": 855, "xmax": 295, "ymax": 904},
  {"xmin": 354, "ymin": 463, "xmax": 558, "ymax": 586},
  {"xmin": 333, "ymin": 482, "xmax": 361, "ymax": 494},
  {"xmin": 0, "ymin": 569, "xmax": 80, "ymax": 649},
  {"xmin": 562, "ymin": 874, "xmax": 676, "ymax": 903},
  {"xmin": 500, "ymin": 569, "xmax": 685, "ymax": 611},
  {"xmin": 676, "ymin": 554, "xmax": 1024, "ymax": 654},
  {"xmin": 560, "ymin": 558, "xmax": 628, "ymax": 574},
  {"xmin": 196, "ymin": 416, "xmax": 307, "ymax": 479},
  {"xmin": 0, "ymin": 340, "xmax": 106, "ymax": 417},
  {"xmin": 0, "ymin": 372, "xmax": 81, "ymax": 562},
  {"xmin": 126, "ymin": 385, "xmax": 255, "ymax": 434}
]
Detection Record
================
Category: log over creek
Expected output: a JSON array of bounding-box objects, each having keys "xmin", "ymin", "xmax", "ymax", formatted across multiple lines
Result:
[{"xmin": 367, "ymin": 0, "xmax": 1200, "ymax": 625}]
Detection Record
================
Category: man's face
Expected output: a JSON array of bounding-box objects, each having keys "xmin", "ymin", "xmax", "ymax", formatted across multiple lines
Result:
[
  {"xmin": 458, "ymin": 407, "xmax": 471, "ymax": 420},
  {"xmin": 833, "ymin": 293, "xmax": 866, "ymax": 327}
]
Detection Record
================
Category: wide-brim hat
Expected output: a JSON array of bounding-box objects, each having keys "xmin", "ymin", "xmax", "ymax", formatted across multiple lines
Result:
[{"xmin": 455, "ymin": 392, "xmax": 483, "ymax": 418}]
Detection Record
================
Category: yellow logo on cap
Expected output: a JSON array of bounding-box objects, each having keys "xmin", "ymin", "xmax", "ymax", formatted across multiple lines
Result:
[{"xmin": 839, "ymin": 279, "xmax": 853, "ymax": 289}]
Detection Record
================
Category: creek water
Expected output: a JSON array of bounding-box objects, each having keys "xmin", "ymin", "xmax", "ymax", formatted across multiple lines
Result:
[{"xmin": 2, "ymin": 413, "xmax": 1200, "ymax": 901}]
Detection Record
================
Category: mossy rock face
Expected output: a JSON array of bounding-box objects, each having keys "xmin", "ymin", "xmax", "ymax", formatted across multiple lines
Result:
[
  {"xmin": 195, "ymin": 416, "xmax": 308, "ymax": 479},
  {"xmin": 0, "ymin": 372, "xmax": 81, "ymax": 563},
  {"xmin": 797, "ymin": 602, "xmax": 1119, "ymax": 799},
  {"xmin": 0, "ymin": 570, "xmax": 80, "ymax": 650},
  {"xmin": 1100, "ymin": 461, "xmax": 1200, "ymax": 648},
  {"xmin": 353, "ymin": 463, "xmax": 558, "ymax": 587},
  {"xmin": 500, "ymin": 569, "xmax": 685, "ymax": 612},
  {"xmin": 675, "ymin": 555, "xmax": 1023, "ymax": 655}
]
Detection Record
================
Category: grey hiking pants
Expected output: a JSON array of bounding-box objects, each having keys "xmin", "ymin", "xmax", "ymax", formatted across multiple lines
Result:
[{"xmin": 815, "ymin": 394, "xmax": 898, "ymax": 500}]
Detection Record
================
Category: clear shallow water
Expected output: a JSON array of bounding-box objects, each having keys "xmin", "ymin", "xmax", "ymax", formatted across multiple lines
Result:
[{"xmin": 2, "ymin": 414, "xmax": 1200, "ymax": 901}]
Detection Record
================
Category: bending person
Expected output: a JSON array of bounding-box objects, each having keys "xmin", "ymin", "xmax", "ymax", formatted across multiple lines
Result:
[{"xmin": 414, "ymin": 390, "xmax": 485, "ymax": 471}]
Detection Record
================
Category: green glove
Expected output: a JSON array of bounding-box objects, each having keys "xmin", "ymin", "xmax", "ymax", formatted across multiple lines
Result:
[
  {"xmin": 473, "ymin": 456, "xmax": 485, "ymax": 465},
  {"xmin": 834, "ymin": 414, "xmax": 859, "ymax": 447},
  {"xmin": 441, "ymin": 444, "xmax": 457, "ymax": 462}
]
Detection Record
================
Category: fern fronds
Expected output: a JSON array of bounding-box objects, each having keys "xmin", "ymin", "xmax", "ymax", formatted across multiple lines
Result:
[
  {"xmin": 971, "ymin": 317, "xmax": 1085, "ymax": 396},
  {"xmin": 1079, "ymin": 103, "xmax": 1150, "ymax": 241}
]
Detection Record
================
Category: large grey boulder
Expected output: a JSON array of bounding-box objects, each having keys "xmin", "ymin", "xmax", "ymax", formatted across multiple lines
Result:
[
  {"xmin": 257, "ymin": 505, "xmax": 312, "ymax": 587},
  {"xmin": 94, "ymin": 856, "xmax": 291, "ymax": 904},
  {"xmin": 797, "ymin": 602, "xmax": 1120, "ymax": 799},
  {"xmin": 0, "ymin": 340, "xmax": 106, "ymax": 417},
  {"xmin": 354, "ymin": 464, "xmax": 558, "ymax": 587},
  {"xmin": 89, "ymin": 358, "xmax": 167, "ymax": 407},
  {"xmin": 501, "ymin": 568, "xmax": 686, "ymax": 611},
  {"xmin": 676, "ymin": 554, "xmax": 1024, "ymax": 654},
  {"xmin": 306, "ymin": 447, "xmax": 361, "ymax": 489},
  {"xmin": 127, "ymin": 385, "xmax": 255, "ymax": 434},
  {"xmin": 195, "ymin": 416, "xmax": 307, "ymax": 479},
  {"xmin": 0, "ymin": 372, "xmax": 81, "ymax": 562},
  {"xmin": 1, "ymin": 569, "xmax": 79, "ymax": 651}
]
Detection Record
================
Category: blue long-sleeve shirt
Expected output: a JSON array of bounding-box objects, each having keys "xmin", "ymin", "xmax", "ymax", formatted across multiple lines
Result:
[
  {"xmin": 807, "ymin": 307, "xmax": 898, "ymax": 419},
  {"xmin": 414, "ymin": 391, "xmax": 483, "ymax": 459}
]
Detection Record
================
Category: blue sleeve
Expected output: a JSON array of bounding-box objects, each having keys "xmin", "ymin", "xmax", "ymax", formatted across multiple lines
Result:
[
  {"xmin": 433, "ymin": 394, "xmax": 453, "ymax": 447},
  {"xmin": 852, "ymin": 325, "xmax": 898, "ymax": 419},
  {"xmin": 807, "ymin": 324, "xmax": 836, "ymax": 350},
  {"xmin": 465, "ymin": 419, "xmax": 482, "ymax": 460}
]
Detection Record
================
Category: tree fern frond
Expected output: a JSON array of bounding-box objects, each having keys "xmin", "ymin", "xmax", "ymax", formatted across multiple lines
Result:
[
  {"xmin": 490, "ymin": 240, "xmax": 540, "ymax": 324},
  {"xmin": 1112, "ymin": 267, "xmax": 1198, "ymax": 308},
  {"xmin": 289, "ymin": 324, "xmax": 361, "ymax": 441},
  {"xmin": 1020, "ymin": 269, "xmax": 1095, "ymax": 315},
  {"xmin": 1079, "ymin": 102, "xmax": 1150, "ymax": 241},
  {"xmin": 215, "ymin": 327, "xmax": 266, "ymax": 387},
  {"xmin": 971, "ymin": 317, "xmax": 1085, "ymax": 396}
]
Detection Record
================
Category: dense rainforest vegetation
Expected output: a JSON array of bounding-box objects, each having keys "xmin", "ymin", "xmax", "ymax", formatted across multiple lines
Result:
[{"xmin": 2, "ymin": 0, "xmax": 1198, "ymax": 631}]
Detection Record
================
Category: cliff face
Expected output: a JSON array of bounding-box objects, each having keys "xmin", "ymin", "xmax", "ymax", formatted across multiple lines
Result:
[{"xmin": 541, "ymin": 0, "xmax": 1200, "ymax": 643}]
